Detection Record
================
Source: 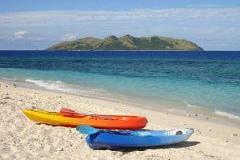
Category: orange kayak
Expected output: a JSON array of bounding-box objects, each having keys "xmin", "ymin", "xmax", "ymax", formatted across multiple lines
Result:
[{"xmin": 22, "ymin": 108, "xmax": 147, "ymax": 130}]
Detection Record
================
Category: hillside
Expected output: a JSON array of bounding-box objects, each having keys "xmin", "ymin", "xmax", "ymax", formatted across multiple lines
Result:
[{"xmin": 48, "ymin": 35, "xmax": 203, "ymax": 51}]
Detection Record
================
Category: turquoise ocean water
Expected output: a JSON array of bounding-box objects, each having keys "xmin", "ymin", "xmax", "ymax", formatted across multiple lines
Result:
[{"xmin": 0, "ymin": 51, "xmax": 240, "ymax": 120}]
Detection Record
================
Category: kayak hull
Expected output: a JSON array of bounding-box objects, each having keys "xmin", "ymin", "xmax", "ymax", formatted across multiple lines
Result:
[
  {"xmin": 22, "ymin": 109, "xmax": 147, "ymax": 129},
  {"xmin": 85, "ymin": 129, "xmax": 194, "ymax": 150}
]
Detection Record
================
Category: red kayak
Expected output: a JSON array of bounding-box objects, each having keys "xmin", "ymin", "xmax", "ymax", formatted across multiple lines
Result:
[{"xmin": 59, "ymin": 107, "xmax": 148, "ymax": 129}]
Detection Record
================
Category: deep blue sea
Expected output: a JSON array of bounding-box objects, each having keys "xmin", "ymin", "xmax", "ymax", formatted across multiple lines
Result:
[{"xmin": 0, "ymin": 50, "xmax": 240, "ymax": 120}]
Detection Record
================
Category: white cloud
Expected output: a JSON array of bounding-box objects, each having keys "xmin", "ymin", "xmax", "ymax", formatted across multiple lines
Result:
[
  {"xmin": 14, "ymin": 30, "xmax": 27, "ymax": 39},
  {"xmin": 62, "ymin": 33, "xmax": 77, "ymax": 41},
  {"xmin": 0, "ymin": 7, "xmax": 240, "ymax": 50},
  {"xmin": 0, "ymin": 7, "xmax": 239, "ymax": 26}
]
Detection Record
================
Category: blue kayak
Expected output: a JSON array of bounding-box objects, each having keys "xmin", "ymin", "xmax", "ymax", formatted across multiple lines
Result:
[{"xmin": 77, "ymin": 126, "xmax": 194, "ymax": 150}]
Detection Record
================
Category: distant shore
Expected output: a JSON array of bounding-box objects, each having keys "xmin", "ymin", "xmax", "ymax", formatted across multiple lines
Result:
[
  {"xmin": 47, "ymin": 49, "xmax": 204, "ymax": 52},
  {"xmin": 1, "ymin": 79, "xmax": 240, "ymax": 159},
  {"xmin": 47, "ymin": 35, "xmax": 203, "ymax": 51}
]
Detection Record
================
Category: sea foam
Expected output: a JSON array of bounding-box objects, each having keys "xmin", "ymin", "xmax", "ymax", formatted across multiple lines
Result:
[
  {"xmin": 215, "ymin": 110, "xmax": 240, "ymax": 120},
  {"xmin": 184, "ymin": 101, "xmax": 202, "ymax": 108},
  {"xmin": 25, "ymin": 79, "xmax": 74, "ymax": 93},
  {"xmin": 25, "ymin": 79, "xmax": 107, "ymax": 97}
]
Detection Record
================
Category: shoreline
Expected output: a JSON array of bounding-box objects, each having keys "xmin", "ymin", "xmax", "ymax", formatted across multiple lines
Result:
[
  {"xmin": 1, "ymin": 79, "xmax": 240, "ymax": 159},
  {"xmin": 2, "ymin": 77, "xmax": 240, "ymax": 128}
]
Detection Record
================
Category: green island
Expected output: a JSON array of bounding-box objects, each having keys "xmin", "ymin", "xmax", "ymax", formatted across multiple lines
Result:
[{"xmin": 48, "ymin": 35, "xmax": 203, "ymax": 51}]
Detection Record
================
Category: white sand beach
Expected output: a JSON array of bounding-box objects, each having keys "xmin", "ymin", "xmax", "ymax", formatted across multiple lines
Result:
[{"xmin": 0, "ymin": 81, "xmax": 240, "ymax": 160}]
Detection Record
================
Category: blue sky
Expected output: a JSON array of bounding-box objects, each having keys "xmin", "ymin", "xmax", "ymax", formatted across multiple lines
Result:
[{"xmin": 0, "ymin": 0, "xmax": 240, "ymax": 50}]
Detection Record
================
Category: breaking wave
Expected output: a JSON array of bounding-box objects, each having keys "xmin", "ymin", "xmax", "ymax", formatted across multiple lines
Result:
[
  {"xmin": 215, "ymin": 110, "xmax": 240, "ymax": 120},
  {"xmin": 25, "ymin": 79, "xmax": 77, "ymax": 93},
  {"xmin": 25, "ymin": 78, "xmax": 107, "ymax": 97},
  {"xmin": 184, "ymin": 101, "xmax": 203, "ymax": 108}
]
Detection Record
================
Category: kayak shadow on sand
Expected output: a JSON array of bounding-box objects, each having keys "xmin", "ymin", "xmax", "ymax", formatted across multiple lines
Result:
[
  {"xmin": 96, "ymin": 141, "xmax": 200, "ymax": 152},
  {"xmin": 161, "ymin": 141, "xmax": 200, "ymax": 149}
]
